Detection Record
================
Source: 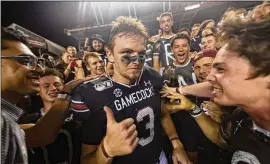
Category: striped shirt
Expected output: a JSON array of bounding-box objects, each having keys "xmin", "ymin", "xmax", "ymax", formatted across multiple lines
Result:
[{"xmin": 1, "ymin": 99, "xmax": 28, "ymax": 164}]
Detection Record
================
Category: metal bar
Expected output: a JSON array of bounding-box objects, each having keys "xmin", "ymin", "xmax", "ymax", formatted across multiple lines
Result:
[
  {"xmin": 91, "ymin": 2, "xmax": 100, "ymax": 25},
  {"xmin": 169, "ymin": 1, "xmax": 171, "ymax": 11},
  {"xmin": 128, "ymin": 4, "xmax": 131, "ymax": 17},
  {"xmin": 133, "ymin": 4, "xmax": 137, "ymax": 18},
  {"xmin": 98, "ymin": 3, "xmax": 104, "ymax": 24},
  {"xmin": 163, "ymin": 2, "xmax": 165, "ymax": 12}
]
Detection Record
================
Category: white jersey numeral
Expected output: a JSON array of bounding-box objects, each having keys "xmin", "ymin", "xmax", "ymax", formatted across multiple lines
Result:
[{"xmin": 136, "ymin": 106, "xmax": 155, "ymax": 146}]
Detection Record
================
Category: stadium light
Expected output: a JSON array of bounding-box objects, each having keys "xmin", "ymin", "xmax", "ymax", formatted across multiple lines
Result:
[{"xmin": 185, "ymin": 3, "xmax": 201, "ymax": 11}]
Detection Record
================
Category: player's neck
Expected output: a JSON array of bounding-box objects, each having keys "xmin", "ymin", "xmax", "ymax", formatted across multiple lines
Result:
[{"xmin": 112, "ymin": 73, "xmax": 136, "ymax": 86}]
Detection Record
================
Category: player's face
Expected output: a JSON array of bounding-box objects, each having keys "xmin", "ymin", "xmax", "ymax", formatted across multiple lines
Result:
[
  {"xmin": 206, "ymin": 45, "xmax": 270, "ymax": 108},
  {"xmin": 39, "ymin": 75, "xmax": 63, "ymax": 103},
  {"xmin": 87, "ymin": 56, "xmax": 105, "ymax": 76},
  {"xmin": 172, "ymin": 38, "xmax": 190, "ymax": 65},
  {"xmin": 194, "ymin": 57, "xmax": 214, "ymax": 82},
  {"xmin": 92, "ymin": 40, "xmax": 103, "ymax": 52},
  {"xmin": 160, "ymin": 16, "xmax": 173, "ymax": 33},
  {"xmin": 191, "ymin": 26, "xmax": 199, "ymax": 38},
  {"xmin": 1, "ymin": 40, "xmax": 45, "ymax": 95},
  {"xmin": 108, "ymin": 33, "xmax": 146, "ymax": 84},
  {"xmin": 201, "ymin": 36, "xmax": 216, "ymax": 50}
]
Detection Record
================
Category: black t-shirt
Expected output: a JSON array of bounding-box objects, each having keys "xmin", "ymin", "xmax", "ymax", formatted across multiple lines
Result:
[
  {"xmin": 27, "ymin": 111, "xmax": 82, "ymax": 164},
  {"xmin": 162, "ymin": 59, "xmax": 198, "ymax": 87},
  {"xmin": 145, "ymin": 41, "xmax": 154, "ymax": 67},
  {"xmin": 190, "ymin": 36, "xmax": 201, "ymax": 52},
  {"xmin": 71, "ymin": 66, "xmax": 164, "ymax": 164},
  {"xmin": 153, "ymin": 35, "xmax": 175, "ymax": 67},
  {"xmin": 221, "ymin": 108, "xmax": 270, "ymax": 164}
]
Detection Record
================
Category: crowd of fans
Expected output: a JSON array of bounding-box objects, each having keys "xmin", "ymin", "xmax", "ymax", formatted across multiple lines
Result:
[{"xmin": 1, "ymin": 1, "xmax": 270, "ymax": 164}]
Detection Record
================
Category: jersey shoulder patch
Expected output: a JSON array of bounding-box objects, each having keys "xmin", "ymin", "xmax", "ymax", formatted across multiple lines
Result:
[{"xmin": 84, "ymin": 76, "xmax": 113, "ymax": 92}]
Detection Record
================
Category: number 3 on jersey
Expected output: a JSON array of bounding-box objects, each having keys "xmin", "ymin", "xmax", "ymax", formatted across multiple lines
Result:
[{"xmin": 136, "ymin": 107, "xmax": 154, "ymax": 146}]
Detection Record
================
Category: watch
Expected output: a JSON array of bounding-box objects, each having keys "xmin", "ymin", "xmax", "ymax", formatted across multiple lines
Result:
[
  {"xmin": 57, "ymin": 92, "xmax": 71, "ymax": 100},
  {"xmin": 189, "ymin": 105, "xmax": 203, "ymax": 117}
]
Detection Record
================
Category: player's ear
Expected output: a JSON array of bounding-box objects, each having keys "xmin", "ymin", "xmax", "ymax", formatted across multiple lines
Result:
[{"xmin": 106, "ymin": 48, "xmax": 115, "ymax": 63}]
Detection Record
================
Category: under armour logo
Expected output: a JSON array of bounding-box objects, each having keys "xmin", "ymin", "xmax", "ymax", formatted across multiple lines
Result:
[
  {"xmin": 144, "ymin": 80, "xmax": 151, "ymax": 87},
  {"xmin": 113, "ymin": 88, "xmax": 122, "ymax": 97}
]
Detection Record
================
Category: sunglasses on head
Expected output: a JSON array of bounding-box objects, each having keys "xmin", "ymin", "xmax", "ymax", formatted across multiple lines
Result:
[
  {"xmin": 121, "ymin": 55, "xmax": 146, "ymax": 64},
  {"xmin": 1, "ymin": 54, "xmax": 46, "ymax": 70}
]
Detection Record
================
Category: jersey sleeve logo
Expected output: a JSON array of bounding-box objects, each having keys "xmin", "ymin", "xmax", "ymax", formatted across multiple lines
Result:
[
  {"xmin": 94, "ymin": 80, "xmax": 113, "ymax": 91},
  {"xmin": 113, "ymin": 88, "xmax": 123, "ymax": 98},
  {"xmin": 144, "ymin": 80, "xmax": 151, "ymax": 87}
]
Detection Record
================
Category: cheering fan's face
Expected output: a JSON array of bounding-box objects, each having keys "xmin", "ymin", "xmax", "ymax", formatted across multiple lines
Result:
[
  {"xmin": 201, "ymin": 35, "xmax": 216, "ymax": 50},
  {"xmin": 67, "ymin": 46, "xmax": 77, "ymax": 56},
  {"xmin": 86, "ymin": 56, "xmax": 105, "ymax": 76},
  {"xmin": 39, "ymin": 75, "xmax": 63, "ymax": 103},
  {"xmin": 207, "ymin": 45, "xmax": 270, "ymax": 109},
  {"xmin": 92, "ymin": 40, "xmax": 103, "ymax": 52},
  {"xmin": 1, "ymin": 40, "xmax": 45, "ymax": 95},
  {"xmin": 194, "ymin": 57, "xmax": 214, "ymax": 82},
  {"xmin": 172, "ymin": 38, "xmax": 190, "ymax": 65},
  {"xmin": 191, "ymin": 26, "xmax": 199, "ymax": 38},
  {"xmin": 160, "ymin": 16, "xmax": 173, "ymax": 33}
]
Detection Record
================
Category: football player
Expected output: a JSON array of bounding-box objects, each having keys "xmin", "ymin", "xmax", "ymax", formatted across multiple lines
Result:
[{"xmin": 71, "ymin": 16, "xmax": 191, "ymax": 164}]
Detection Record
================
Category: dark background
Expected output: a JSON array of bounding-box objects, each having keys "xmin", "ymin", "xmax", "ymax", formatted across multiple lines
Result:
[{"xmin": 1, "ymin": 1, "xmax": 260, "ymax": 49}]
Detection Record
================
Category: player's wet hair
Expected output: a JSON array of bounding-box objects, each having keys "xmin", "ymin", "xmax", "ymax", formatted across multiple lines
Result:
[{"xmin": 108, "ymin": 16, "xmax": 148, "ymax": 51}]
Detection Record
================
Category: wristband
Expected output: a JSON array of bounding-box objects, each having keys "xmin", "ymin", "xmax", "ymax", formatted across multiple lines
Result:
[
  {"xmin": 189, "ymin": 105, "xmax": 203, "ymax": 117},
  {"xmin": 170, "ymin": 137, "xmax": 179, "ymax": 142},
  {"xmin": 57, "ymin": 91, "xmax": 71, "ymax": 100},
  {"xmin": 101, "ymin": 138, "xmax": 112, "ymax": 159}
]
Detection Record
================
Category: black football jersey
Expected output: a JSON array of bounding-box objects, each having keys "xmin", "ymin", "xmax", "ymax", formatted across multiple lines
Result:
[
  {"xmin": 153, "ymin": 35, "xmax": 175, "ymax": 67},
  {"xmin": 162, "ymin": 59, "xmax": 198, "ymax": 87},
  {"xmin": 221, "ymin": 108, "xmax": 270, "ymax": 164},
  {"xmin": 71, "ymin": 66, "xmax": 164, "ymax": 164}
]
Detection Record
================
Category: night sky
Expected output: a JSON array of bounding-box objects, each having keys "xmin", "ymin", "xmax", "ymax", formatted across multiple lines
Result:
[
  {"xmin": 2, "ymin": 1, "xmax": 80, "ymax": 48},
  {"xmin": 2, "ymin": 1, "xmax": 260, "ymax": 49}
]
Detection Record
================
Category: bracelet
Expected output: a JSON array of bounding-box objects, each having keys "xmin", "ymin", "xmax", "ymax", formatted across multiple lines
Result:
[
  {"xmin": 175, "ymin": 87, "xmax": 180, "ymax": 93},
  {"xmin": 189, "ymin": 105, "xmax": 203, "ymax": 117},
  {"xmin": 101, "ymin": 138, "xmax": 112, "ymax": 159},
  {"xmin": 170, "ymin": 137, "xmax": 179, "ymax": 142}
]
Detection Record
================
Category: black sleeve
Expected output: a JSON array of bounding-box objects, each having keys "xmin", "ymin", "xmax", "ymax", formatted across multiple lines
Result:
[
  {"xmin": 71, "ymin": 83, "xmax": 91, "ymax": 122},
  {"xmin": 81, "ymin": 110, "xmax": 107, "ymax": 145},
  {"xmin": 152, "ymin": 41, "xmax": 161, "ymax": 57},
  {"xmin": 220, "ymin": 107, "xmax": 246, "ymax": 145}
]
